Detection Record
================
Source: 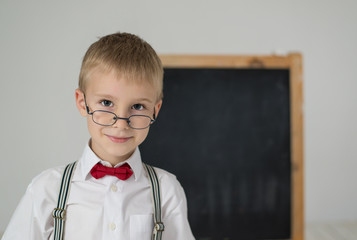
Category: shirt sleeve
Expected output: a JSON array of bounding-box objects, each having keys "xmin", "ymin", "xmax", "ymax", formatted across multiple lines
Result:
[
  {"xmin": 2, "ymin": 184, "xmax": 34, "ymax": 240},
  {"xmin": 2, "ymin": 180, "xmax": 53, "ymax": 240},
  {"xmin": 160, "ymin": 173, "xmax": 196, "ymax": 240}
]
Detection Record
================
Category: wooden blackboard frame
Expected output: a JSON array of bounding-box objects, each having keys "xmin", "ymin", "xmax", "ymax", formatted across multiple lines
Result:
[{"xmin": 159, "ymin": 54, "xmax": 304, "ymax": 240}]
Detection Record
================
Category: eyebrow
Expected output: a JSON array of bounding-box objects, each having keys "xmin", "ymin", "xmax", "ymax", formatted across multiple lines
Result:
[
  {"xmin": 93, "ymin": 94, "xmax": 117, "ymax": 101},
  {"xmin": 93, "ymin": 94, "xmax": 153, "ymax": 104},
  {"xmin": 135, "ymin": 98, "xmax": 153, "ymax": 104}
]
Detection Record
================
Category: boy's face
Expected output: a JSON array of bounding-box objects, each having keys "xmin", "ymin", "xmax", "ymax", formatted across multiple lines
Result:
[{"xmin": 75, "ymin": 69, "xmax": 162, "ymax": 165}]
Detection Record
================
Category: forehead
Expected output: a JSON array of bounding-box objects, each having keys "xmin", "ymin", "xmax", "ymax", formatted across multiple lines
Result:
[{"xmin": 86, "ymin": 68, "xmax": 157, "ymax": 102}]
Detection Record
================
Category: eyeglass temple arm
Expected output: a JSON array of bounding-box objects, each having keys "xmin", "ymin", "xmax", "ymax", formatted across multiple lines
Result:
[
  {"xmin": 83, "ymin": 94, "xmax": 91, "ymax": 114},
  {"xmin": 152, "ymin": 108, "xmax": 157, "ymax": 121}
]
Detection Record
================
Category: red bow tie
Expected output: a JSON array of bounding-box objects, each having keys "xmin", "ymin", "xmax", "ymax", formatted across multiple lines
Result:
[{"xmin": 90, "ymin": 163, "xmax": 133, "ymax": 180}]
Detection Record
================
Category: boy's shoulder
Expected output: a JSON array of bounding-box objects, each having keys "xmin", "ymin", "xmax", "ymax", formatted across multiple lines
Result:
[
  {"xmin": 148, "ymin": 166, "xmax": 188, "ymax": 215},
  {"xmin": 149, "ymin": 165, "xmax": 177, "ymax": 181},
  {"xmin": 149, "ymin": 166, "xmax": 185, "ymax": 195},
  {"xmin": 32, "ymin": 164, "xmax": 66, "ymax": 182},
  {"xmin": 27, "ymin": 164, "xmax": 67, "ymax": 196}
]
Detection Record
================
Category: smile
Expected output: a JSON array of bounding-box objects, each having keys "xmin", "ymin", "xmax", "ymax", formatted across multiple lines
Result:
[{"xmin": 106, "ymin": 135, "xmax": 132, "ymax": 143}]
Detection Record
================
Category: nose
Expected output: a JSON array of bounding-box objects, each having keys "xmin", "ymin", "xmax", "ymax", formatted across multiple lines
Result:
[{"xmin": 112, "ymin": 117, "xmax": 130, "ymax": 129}]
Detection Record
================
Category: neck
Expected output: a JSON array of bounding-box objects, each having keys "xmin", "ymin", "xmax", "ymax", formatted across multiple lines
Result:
[{"xmin": 89, "ymin": 139, "xmax": 135, "ymax": 167}]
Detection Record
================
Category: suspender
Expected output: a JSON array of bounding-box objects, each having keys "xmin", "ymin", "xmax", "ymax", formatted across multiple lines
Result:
[
  {"xmin": 52, "ymin": 162, "xmax": 77, "ymax": 240},
  {"xmin": 52, "ymin": 162, "xmax": 164, "ymax": 240},
  {"xmin": 143, "ymin": 163, "xmax": 165, "ymax": 240}
]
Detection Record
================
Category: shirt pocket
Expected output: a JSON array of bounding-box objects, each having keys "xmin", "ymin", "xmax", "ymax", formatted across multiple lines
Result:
[{"xmin": 130, "ymin": 214, "xmax": 154, "ymax": 240}]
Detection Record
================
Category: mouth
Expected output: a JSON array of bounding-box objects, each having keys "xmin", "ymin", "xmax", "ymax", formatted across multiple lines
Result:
[{"xmin": 106, "ymin": 135, "xmax": 133, "ymax": 143}]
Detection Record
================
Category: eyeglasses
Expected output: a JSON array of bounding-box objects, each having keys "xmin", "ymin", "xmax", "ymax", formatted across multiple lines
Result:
[{"xmin": 84, "ymin": 95, "xmax": 156, "ymax": 130}]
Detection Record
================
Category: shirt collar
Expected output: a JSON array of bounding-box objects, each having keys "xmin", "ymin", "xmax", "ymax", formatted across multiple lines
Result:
[{"xmin": 73, "ymin": 142, "xmax": 143, "ymax": 182}]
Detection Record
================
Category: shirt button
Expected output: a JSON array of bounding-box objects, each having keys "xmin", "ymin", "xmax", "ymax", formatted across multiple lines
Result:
[
  {"xmin": 109, "ymin": 223, "xmax": 116, "ymax": 231},
  {"xmin": 111, "ymin": 184, "xmax": 118, "ymax": 192}
]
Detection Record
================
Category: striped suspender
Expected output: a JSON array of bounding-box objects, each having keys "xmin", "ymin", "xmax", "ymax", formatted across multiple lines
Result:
[
  {"xmin": 52, "ymin": 162, "xmax": 77, "ymax": 240},
  {"xmin": 143, "ymin": 163, "xmax": 165, "ymax": 240},
  {"xmin": 52, "ymin": 162, "xmax": 164, "ymax": 240}
]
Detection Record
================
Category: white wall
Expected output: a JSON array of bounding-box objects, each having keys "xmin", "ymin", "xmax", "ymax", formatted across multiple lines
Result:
[{"xmin": 1, "ymin": 0, "xmax": 356, "ymax": 232}]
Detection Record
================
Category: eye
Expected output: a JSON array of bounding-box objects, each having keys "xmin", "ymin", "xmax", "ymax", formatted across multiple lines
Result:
[
  {"xmin": 100, "ymin": 100, "xmax": 113, "ymax": 107},
  {"xmin": 132, "ymin": 104, "xmax": 144, "ymax": 111}
]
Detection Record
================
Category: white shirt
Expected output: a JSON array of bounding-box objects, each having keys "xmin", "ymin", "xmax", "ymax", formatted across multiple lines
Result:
[{"xmin": 2, "ymin": 143, "xmax": 195, "ymax": 240}]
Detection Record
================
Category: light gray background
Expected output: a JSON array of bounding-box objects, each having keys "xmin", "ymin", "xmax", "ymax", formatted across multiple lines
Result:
[{"xmin": 1, "ymin": 0, "xmax": 356, "ymax": 233}]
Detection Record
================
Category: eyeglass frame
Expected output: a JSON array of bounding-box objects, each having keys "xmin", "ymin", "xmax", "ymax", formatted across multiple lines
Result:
[{"xmin": 83, "ymin": 94, "xmax": 156, "ymax": 130}]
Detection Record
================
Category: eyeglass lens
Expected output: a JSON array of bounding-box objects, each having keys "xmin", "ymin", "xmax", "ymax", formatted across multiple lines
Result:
[{"xmin": 92, "ymin": 111, "xmax": 151, "ymax": 129}]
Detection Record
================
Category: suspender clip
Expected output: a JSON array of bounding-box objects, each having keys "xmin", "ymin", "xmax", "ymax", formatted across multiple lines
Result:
[
  {"xmin": 154, "ymin": 222, "xmax": 165, "ymax": 232},
  {"xmin": 52, "ymin": 208, "xmax": 66, "ymax": 220}
]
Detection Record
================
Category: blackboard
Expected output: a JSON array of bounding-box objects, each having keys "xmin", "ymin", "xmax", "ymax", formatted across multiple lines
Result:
[{"xmin": 140, "ymin": 55, "xmax": 304, "ymax": 240}]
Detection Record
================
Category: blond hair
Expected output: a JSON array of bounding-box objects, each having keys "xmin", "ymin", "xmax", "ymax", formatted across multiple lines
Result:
[{"xmin": 79, "ymin": 32, "xmax": 163, "ymax": 101}]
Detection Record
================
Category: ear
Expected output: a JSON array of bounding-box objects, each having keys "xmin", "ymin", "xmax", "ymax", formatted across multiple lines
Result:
[
  {"xmin": 75, "ymin": 89, "xmax": 87, "ymax": 117},
  {"xmin": 154, "ymin": 99, "xmax": 163, "ymax": 119}
]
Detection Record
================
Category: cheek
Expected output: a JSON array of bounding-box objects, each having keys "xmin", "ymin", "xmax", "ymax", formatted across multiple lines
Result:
[
  {"xmin": 86, "ymin": 117, "xmax": 101, "ymax": 135},
  {"xmin": 137, "ymin": 128, "xmax": 150, "ymax": 144}
]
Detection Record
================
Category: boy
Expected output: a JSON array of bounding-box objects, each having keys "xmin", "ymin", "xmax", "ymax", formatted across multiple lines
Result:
[{"xmin": 2, "ymin": 33, "xmax": 195, "ymax": 240}]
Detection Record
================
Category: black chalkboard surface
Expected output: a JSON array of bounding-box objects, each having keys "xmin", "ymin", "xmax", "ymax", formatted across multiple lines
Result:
[{"xmin": 141, "ymin": 68, "xmax": 292, "ymax": 239}]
